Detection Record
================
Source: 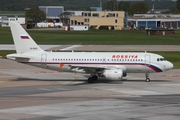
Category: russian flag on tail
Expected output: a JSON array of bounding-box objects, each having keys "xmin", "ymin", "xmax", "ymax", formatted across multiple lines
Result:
[{"xmin": 20, "ymin": 36, "xmax": 30, "ymax": 40}]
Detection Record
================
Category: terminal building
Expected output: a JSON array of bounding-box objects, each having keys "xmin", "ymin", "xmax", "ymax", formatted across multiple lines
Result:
[
  {"xmin": 0, "ymin": 16, "xmax": 25, "ymax": 27},
  {"xmin": 39, "ymin": 6, "xmax": 64, "ymax": 22},
  {"xmin": 128, "ymin": 14, "xmax": 180, "ymax": 30},
  {"xmin": 70, "ymin": 11, "xmax": 125, "ymax": 30}
]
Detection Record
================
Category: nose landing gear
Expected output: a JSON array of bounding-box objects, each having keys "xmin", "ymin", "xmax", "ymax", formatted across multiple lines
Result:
[{"xmin": 145, "ymin": 72, "xmax": 150, "ymax": 82}]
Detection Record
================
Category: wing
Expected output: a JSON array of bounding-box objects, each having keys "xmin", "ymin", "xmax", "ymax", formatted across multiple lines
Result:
[{"xmin": 69, "ymin": 64, "xmax": 117, "ymax": 74}]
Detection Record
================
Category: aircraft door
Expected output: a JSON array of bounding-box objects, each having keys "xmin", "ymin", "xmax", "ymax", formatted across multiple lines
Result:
[
  {"xmin": 145, "ymin": 55, "xmax": 150, "ymax": 66},
  {"xmin": 41, "ymin": 54, "xmax": 47, "ymax": 65}
]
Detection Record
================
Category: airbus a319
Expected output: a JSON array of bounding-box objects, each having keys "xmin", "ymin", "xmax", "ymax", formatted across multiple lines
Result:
[{"xmin": 7, "ymin": 22, "xmax": 173, "ymax": 83}]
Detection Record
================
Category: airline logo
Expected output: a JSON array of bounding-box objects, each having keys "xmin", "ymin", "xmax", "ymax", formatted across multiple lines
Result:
[
  {"xmin": 112, "ymin": 55, "xmax": 138, "ymax": 59},
  {"xmin": 20, "ymin": 35, "xmax": 30, "ymax": 40}
]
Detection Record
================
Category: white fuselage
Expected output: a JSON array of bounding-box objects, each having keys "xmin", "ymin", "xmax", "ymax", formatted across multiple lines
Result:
[{"xmin": 17, "ymin": 51, "xmax": 173, "ymax": 74}]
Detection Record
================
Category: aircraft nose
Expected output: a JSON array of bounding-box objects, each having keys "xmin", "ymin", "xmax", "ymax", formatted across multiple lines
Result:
[{"xmin": 165, "ymin": 62, "xmax": 173, "ymax": 71}]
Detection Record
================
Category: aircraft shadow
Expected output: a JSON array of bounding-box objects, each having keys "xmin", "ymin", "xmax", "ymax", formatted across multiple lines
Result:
[
  {"xmin": 13, "ymin": 77, "xmax": 170, "ymax": 85},
  {"xmin": 13, "ymin": 78, "xmax": 123, "ymax": 85},
  {"xmin": 122, "ymin": 79, "xmax": 171, "ymax": 82}
]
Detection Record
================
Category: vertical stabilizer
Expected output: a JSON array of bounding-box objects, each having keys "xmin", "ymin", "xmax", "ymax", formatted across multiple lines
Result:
[{"xmin": 9, "ymin": 22, "xmax": 44, "ymax": 53}]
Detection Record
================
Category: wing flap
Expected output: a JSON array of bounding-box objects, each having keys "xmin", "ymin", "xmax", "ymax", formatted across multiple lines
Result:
[{"xmin": 69, "ymin": 64, "xmax": 112, "ymax": 74}]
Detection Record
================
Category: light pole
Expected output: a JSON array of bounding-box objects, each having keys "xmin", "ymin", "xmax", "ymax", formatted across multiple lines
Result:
[{"xmin": 98, "ymin": 0, "xmax": 102, "ymax": 7}]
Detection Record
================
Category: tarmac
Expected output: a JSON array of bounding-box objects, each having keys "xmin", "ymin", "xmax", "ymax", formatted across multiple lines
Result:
[
  {"xmin": 0, "ymin": 45, "xmax": 180, "ymax": 120},
  {"xmin": 1, "ymin": 44, "xmax": 180, "ymax": 51},
  {"xmin": 0, "ymin": 58, "xmax": 180, "ymax": 120}
]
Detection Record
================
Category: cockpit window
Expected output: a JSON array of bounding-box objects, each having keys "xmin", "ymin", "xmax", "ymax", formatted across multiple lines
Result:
[{"xmin": 157, "ymin": 58, "xmax": 167, "ymax": 61}]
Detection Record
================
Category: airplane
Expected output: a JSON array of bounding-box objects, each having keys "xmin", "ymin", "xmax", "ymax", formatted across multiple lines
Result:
[{"xmin": 6, "ymin": 22, "xmax": 173, "ymax": 83}]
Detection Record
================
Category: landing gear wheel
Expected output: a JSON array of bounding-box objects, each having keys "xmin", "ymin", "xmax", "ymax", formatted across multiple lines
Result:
[
  {"xmin": 88, "ymin": 77, "xmax": 94, "ymax": 83},
  {"xmin": 87, "ymin": 75, "xmax": 98, "ymax": 83},
  {"xmin": 145, "ymin": 78, "xmax": 150, "ymax": 82},
  {"xmin": 145, "ymin": 72, "xmax": 150, "ymax": 82},
  {"xmin": 92, "ymin": 75, "xmax": 98, "ymax": 81}
]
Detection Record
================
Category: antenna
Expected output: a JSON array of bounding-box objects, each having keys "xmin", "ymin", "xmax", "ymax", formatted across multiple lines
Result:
[{"xmin": 98, "ymin": 0, "xmax": 102, "ymax": 7}]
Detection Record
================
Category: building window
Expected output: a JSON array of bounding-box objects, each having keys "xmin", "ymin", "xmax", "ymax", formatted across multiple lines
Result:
[
  {"xmin": 84, "ymin": 19, "xmax": 89, "ymax": 22},
  {"xmin": 116, "ymin": 13, "xmax": 118, "ymax": 17},
  {"xmin": 71, "ymin": 20, "xmax": 74, "ymax": 25},
  {"xmin": 92, "ymin": 13, "xmax": 99, "ymax": 17},
  {"xmin": 108, "ymin": 13, "xmax": 115, "ymax": 17},
  {"xmin": 115, "ymin": 19, "xmax": 118, "ymax": 23},
  {"xmin": 88, "ymin": 13, "xmax": 91, "ymax": 17},
  {"xmin": 75, "ymin": 20, "xmax": 77, "ymax": 25},
  {"xmin": 10, "ymin": 19, "xmax": 15, "ymax": 21}
]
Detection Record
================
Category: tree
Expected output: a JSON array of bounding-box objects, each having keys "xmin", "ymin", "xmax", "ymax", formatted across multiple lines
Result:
[
  {"xmin": 129, "ymin": 2, "xmax": 148, "ymax": 15},
  {"xmin": 25, "ymin": 8, "xmax": 46, "ymax": 23},
  {"xmin": 117, "ymin": 1, "xmax": 131, "ymax": 12},
  {"xmin": 177, "ymin": 0, "xmax": 180, "ymax": 11},
  {"xmin": 104, "ymin": 0, "xmax": 118, "ymax": 11},
  {"xmin": 172, "ymin": 8, "xmax": 180, "ymax": 14}
]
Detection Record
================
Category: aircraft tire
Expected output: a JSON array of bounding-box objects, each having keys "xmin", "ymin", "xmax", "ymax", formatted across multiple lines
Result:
[
  {"xmin": 88, "ymin": 77, "xmax": 94, "ymax": 83},
  {"xmin": 92, "ymin": 75, "xmax": 98, "ymax": 81},
  {"xmin": 145, "ymin": 78, "xmax": 150, "ymax": 82}
]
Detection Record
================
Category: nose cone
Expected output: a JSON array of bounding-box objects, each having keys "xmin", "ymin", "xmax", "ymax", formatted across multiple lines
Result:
[{"xmin": 165, "ymin": 62, "xmax": 173, "ymax": 71}]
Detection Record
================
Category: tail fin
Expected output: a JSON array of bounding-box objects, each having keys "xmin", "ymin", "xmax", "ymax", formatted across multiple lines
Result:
[{"xmin": 9, "ymin": 22, "xmax": 44, "ymax": 53}]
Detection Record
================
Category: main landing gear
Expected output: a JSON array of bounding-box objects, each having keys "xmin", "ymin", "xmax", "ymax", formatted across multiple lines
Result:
[
  {"xmin": 145, "ymin": 72, "xmax": 150, "ymax": 82},
  {"xmin": 88, "ymin": 75, "xmax": 98, "ymax": 83}
]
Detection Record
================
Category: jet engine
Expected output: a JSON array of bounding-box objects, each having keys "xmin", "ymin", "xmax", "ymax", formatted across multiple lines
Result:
[{"xmin": 102, "ymin": 69, "xmax": 123, "ymax": 80}]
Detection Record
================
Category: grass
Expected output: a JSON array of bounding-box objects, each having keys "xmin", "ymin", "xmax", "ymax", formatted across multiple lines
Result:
[
  {"xmin": 0, "ymin": 11, "xmax": 25, "ymax": 14},
  {"xmin": 1, "ymin": 27, "xmax": 180, "ymax": 45},
  {"xmin": 1, "ymin": 28, "xmax": 179, "ymax": 68},
  {"xmin": 0, "ymin": 50, "xmax": 179, "ymax": 69}
]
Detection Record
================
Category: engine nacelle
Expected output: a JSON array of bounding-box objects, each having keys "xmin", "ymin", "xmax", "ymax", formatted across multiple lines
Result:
[{"xmin": 102, "ymin": 69, "xmax": 123, "ymax": 80}]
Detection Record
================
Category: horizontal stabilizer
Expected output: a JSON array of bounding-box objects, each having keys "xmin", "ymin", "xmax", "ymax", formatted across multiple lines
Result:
[{"xmin": 6, "ymin": 53, "xmax": 30, "ymax": 61}]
